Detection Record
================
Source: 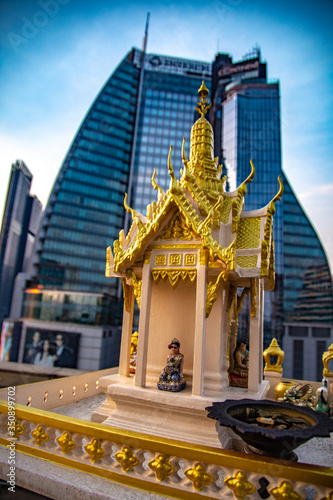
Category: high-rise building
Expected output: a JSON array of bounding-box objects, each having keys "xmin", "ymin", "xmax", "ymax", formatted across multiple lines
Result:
[
  {"xmin": 18, "ymin": 47, "xmax": 332, "ymax": 376},
  {"xmin": 0, "ymin": 160, "xmax": 42, "ymax": 328}
]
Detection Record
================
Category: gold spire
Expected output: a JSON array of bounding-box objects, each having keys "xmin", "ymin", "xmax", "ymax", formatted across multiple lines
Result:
[
  {"xmin": 189, "ymin": 81, "xmax": 222, "ymax": 195},
  {"xmin": 195, "ymin": 81, "xmax": 211, "ymax": 117}
]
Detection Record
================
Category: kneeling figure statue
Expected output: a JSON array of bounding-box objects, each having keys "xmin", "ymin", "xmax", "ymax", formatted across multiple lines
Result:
[{"xmin": 157, "ymin": 338, "xmax": 186, "ymax": 392}]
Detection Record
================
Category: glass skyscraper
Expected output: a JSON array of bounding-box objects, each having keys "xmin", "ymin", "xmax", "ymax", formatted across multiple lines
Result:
[
  {"xmin": 0, "ymin": 161, "xmax": 42, "ymax": 328},
  {"xmin": 19, "ymin": 47, "xmax": 332, "ymax": 375}
]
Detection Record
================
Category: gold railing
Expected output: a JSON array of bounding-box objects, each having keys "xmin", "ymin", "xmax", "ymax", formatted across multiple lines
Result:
[{"xmin": 0, "ymin": 400, "xmax": 332, "ymax": 499}]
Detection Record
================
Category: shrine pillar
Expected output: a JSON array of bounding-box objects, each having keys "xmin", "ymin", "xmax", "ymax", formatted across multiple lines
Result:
[
  {"xmin": 118, "ymin": 282, "xmax": 135, "ymax": 376},
  {"xmin": 248, "ymin": 278, "xmax": 264, "ymax": 392},
  {"xmin": 135, "ymin": 253, "xmax": 152, "ymax": 387},
  {"xmin": 192, "ymin": 251, "xmax": 207, "ymax": 396}
]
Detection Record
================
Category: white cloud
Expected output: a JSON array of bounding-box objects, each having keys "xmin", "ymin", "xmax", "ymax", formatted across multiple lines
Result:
[{"xmin": 299, "ymin": 183, "xmax": 333, "ymax": 201}]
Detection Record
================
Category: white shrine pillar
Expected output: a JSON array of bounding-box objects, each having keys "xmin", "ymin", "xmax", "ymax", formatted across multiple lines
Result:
[
  {"xmin": 192, "ymin": 252, "xmax": 207, "ymax": 396},
  {"xmin": 118, "ymin": 283, "xmax": 134, "ymax": 376},
  {"xmin": 135, "ymin": 253, "xmax": 152, "ymax": 387},
  {"xmin": 248, "ymin": 278, "xmax": 263, "ymax": 392}
]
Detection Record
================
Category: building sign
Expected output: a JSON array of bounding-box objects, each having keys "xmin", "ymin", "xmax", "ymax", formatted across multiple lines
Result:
[
  {"xmin": 145, "ymin": 53, "xmax": 211, "ymax": 76},
  {"xmin": 218, "ymin": 59, "xmax": 259, "ymax": 77}
]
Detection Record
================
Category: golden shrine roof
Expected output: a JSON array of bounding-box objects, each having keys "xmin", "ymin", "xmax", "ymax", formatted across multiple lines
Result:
[{"xmin": 106, "ymin": 81, "xmax": 283, "ymax": 288}]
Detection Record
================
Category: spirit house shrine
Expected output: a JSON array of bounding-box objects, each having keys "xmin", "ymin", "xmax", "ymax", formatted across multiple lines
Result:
[{"xmin": 93, "ymin": 82, "xmax": 283, "ymax": 447}]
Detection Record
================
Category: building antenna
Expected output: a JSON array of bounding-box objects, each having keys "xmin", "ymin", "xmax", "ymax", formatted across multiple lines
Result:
[
  {"xmin": 142, "ymin": 12, "xmax": 150, "ymax": 53},
  {"xmin": 124, "ymin": 12, "xmax": 150, "ymax": 238}
]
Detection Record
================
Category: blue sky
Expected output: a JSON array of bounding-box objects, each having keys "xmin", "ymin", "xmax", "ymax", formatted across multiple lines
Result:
[{"xmin": 1, "ymin": 0, "xmax": 332, "ymax": 268}]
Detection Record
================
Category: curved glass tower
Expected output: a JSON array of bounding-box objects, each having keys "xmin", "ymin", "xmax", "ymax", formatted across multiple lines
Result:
[{"xmin": 23, "ymin": 49, "xmax": 210, "ymax": 331}]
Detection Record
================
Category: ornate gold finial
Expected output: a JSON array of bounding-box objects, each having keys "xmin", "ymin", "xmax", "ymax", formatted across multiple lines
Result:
[
  {"xmin": 195, "ymin": 81, "xmax": 211, "ymax": 117},
  {"xmin": 323, "ymin": 343, "xmax": 333, "ymax": 377},
  {"xmin": 263, "ymin": 338, "xmax": 284, "ymax": 373}
]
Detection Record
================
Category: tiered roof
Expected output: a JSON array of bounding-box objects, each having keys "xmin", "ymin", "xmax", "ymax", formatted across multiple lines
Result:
[{"xmin": 106, "ymin": 81, "xmax": 283, "ymax": 288}]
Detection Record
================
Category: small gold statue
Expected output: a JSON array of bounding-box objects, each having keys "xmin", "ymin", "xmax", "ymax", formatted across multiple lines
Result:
[
  {"xmin": 278, "ymin": 383, "xmax": 316, "ymax": 409},
  {"xmin": 129, "ymin": 331, "xmax": 138, "ymax": 374},
  {"xmin": 229, "ymin": 339, "xmax": 249, "ymax": 388}
]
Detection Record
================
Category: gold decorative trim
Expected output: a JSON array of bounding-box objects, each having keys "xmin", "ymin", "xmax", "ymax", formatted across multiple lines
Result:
[
  {"xmin": 84, "ymin": 438, "xmax": 105, "ymax": 463},
  {"xmin": 0, "ymin": 401, "xmax": 332, "ymax": 497},
  {"xmin": 184, "ymin": 254, "xmax": 196, "ymax": 266},
  {"xmin": 184, "ymin": 462, "xmax": 214, "ymax": 492},
  {"xmin": 160, "ymin": 212, "xmax": 195, "ymax": 241},
  {"xmin": 31, "ymin": 425, "xmax": 49, "ymax": 447},
  {"xmin": 231, "ymin": 160, "xmax": 255, "ymax": 234},
  {"xmin": 152, "ymin": 270, "xmax": 197, "ymax": 289},
  {"xmin": 270, "ymin": 480, "xmax": 303, "ymax": 499},
  {"xmin": 225, "ymin": 471, "xmax": 256, "ymax": 499},
  {"xmin": 199, "ymin": 249, "xmax": 208, "ymax": 266},
  {"xmin": 169, "ymin": 254, "xmax": 181, "ymax": 266},
  {"xmin": 149, "ymin": 244, "xmax": 201, "ymax": 250},
  {"xmin": 56, "ymin": 431, "xmax": 76, "ymax": 454},
  {"xmin": 236, "ymin": 217, "xmax": 261, "ymax": 250},
  {"xmin": 144, "ymin": 250, "xmax": 152, "ymax": 265},
  {"xmin": 115, "ymin": 445, "xmax": 139, "ymax": 472},
  {"xmin": 155, "ymin": 255, "xmax": 166, "ymax": 266},
  {"xmin": 148, "ymin": 454, "xmax": 174, "ymax": 481},
  {"xmin": 13, "ymin": 419, "xmax": 24, "ymax": 438},
  {"xmin": 206, "ymin": 271, "xmax": 229, "ymax": 318}
]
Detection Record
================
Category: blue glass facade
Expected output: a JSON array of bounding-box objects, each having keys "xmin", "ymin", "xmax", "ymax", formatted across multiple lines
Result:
[
  {"xmin": 24, "ymin": 50, "xmax": 141, "ymax": 326},
  {"xmin": 0, "ymin": 161, "xmax": 42, "ymax": 327},
  {"xmin": 24, "ymin": 50, "xmax": 211, "ymax": 328},
  {"xmin": 282, "ymin": 175, "xmax": 332, "ymax": 323},
  {"xmin": 212, "ymin": 51, "xmax": 332, "ymax": 345}
]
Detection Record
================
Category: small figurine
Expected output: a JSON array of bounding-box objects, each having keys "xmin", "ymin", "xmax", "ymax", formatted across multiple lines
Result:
[
  {"xmin": 316, "ymin": 379, "xmax": 330, "ymax": 415},
  {"xmin": 129, "ymin": 331, "xmax": 138, "ymax": 374},
  {"xmin": 232, "ymin": 339, "xmax": 249, "ymax": 377},
  {"xmin": 157, "ymin": 338, "xmax": 186, "ymax": 392},
  {"xmin": 278, "ymin": 383, "xmax": 317, "ymax": 408},
  {"xmin": 229, "ymin": 339, "xmax": 249, "ymax": 388}
]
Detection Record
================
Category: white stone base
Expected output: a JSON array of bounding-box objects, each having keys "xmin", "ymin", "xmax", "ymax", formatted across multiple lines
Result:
[{"xmin": 91, "ymin": 374, "xmax": 269, "ymax": 449}]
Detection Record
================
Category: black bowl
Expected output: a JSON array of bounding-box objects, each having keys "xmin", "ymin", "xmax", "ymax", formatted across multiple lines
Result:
[{"xmin": 206, "ymin": 399, "xmax": 333, "ymax": 461}]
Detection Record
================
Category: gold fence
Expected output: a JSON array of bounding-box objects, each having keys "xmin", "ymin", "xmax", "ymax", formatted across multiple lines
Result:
[{"xmin": 0, "ymin": 400, "xmax": 332, "ymax": 499}]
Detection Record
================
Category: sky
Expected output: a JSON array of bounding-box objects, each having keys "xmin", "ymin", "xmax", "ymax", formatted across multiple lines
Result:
[{"xmin": 0, "ymin": 0, "xmax": 333, "ymax": 268}]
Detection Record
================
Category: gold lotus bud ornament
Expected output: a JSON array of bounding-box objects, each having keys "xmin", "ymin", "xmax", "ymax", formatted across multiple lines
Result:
[
  {"xmin": 323, "ymin": 343, "xmax": 333, "ymax": 377},
  {"xmin": 263, "ymin": 338, "xmax": 284, "ymax": 373}
]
